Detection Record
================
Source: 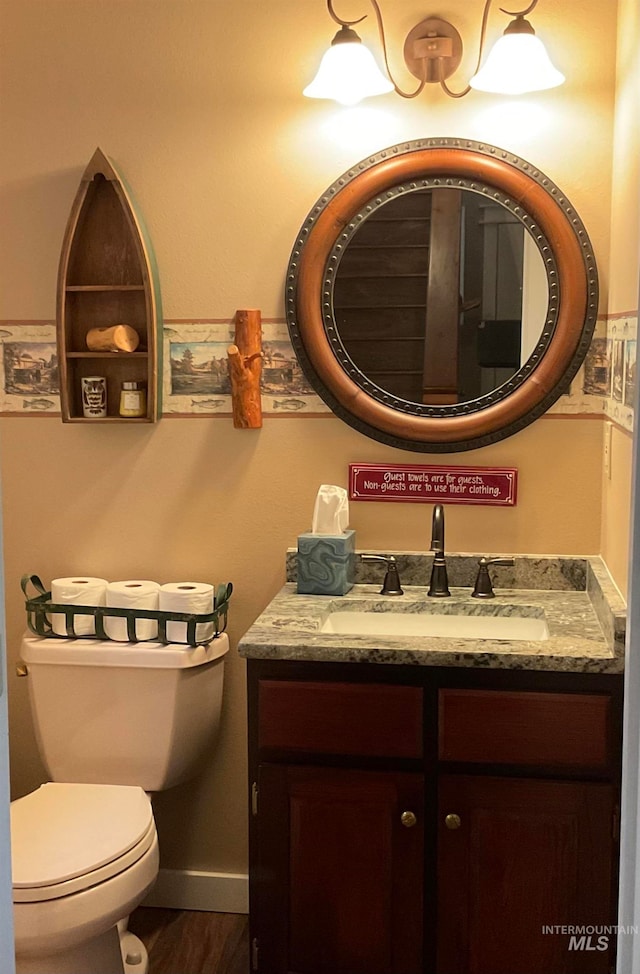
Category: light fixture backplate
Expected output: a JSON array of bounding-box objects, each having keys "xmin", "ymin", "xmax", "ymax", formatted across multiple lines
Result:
[{"xmin": 403, "ymin": 17, "xmax": 463, "ymax": 83}]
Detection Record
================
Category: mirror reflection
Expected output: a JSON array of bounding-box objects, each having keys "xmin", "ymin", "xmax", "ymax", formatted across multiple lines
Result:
[{"xmin": 332, "ymin": 187, "xmax": 548, "ymax": 406}]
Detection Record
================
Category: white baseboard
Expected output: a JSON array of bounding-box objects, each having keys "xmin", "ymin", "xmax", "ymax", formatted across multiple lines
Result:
[{"xmin": 142, "ymin": 868, "xmax": 249, "ymax": 914}]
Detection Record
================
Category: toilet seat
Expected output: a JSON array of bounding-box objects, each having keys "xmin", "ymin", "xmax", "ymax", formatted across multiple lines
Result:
[{"xmin": 11, "ymin": 783, "xmax": 155, "ymax": 903}]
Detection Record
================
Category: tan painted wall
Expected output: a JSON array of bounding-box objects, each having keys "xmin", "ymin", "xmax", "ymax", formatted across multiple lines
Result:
[
  {"xmin": 601, "ymin": 0, "xmax": 640, "ymax": 598},
  {"xmin": 0, "ymin": 0, "xmax": 619, "ymax": 875}
]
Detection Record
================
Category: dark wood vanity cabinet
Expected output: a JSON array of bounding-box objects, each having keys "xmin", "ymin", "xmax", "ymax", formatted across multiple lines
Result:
[
  {"xmin": 437, "ymin": 775, "xmax": 615, "ymax": 974},
  {"xmin": 247, "ymin": 662, "xmax": 622, "ymax": 974},
  {"xmin": 257, "ymin": 765, "xmax": 424, "ymax": 974}
]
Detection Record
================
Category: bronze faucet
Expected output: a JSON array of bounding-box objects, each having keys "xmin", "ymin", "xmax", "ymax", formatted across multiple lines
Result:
[{"xmin": 428, "ymin": 504, "xmax": 450, "ymax": 597}]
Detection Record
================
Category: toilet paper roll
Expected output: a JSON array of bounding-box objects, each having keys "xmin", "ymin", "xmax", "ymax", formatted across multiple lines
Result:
[
  {"xmin": 159, "ymin": 582, "xmax": 215, "ymax": 644},
  {"xmin": 105, "ymin": 580, "xmax": 161, "ymax": 642},
  {"xmin": 50, "ymin": 577, "xmax": 109, "ymax": 636}
]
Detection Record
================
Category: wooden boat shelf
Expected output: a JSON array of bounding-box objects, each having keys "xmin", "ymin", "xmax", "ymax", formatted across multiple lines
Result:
[{"xmin": 56, "ymin": 148, "xmax": 162, "ymax": 422}]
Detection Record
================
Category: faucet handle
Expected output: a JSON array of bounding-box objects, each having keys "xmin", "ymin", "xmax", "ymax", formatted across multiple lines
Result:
[
  {"xmin": 360, "ymin": 554, "xmax": 404, "ymax": 596},
  {"xmin": 471, "ymin": 556, "xmax": 515, "ymax": 599}
]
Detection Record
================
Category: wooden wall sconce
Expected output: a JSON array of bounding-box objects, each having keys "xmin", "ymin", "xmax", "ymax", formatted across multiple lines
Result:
[{"xmin": 227, "ymin": 309, "xmax": 263, "ymax": 429}]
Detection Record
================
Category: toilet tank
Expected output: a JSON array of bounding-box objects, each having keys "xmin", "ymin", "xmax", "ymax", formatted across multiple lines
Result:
[{"xmin": 19, "ymin": 633, "xmax": 229, "ymax": 791}]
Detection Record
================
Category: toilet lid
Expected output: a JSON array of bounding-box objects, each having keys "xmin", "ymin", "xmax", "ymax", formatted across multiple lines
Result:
[{"xmin": 11, "ymin": 783, "xmax": 154, "ymax": 890}]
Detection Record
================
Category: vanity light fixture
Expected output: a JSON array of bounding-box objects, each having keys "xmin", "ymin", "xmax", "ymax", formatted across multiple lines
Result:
[
  {"xmin": 303, "ymin": 20, "xmax": 394, "ymax": 105},
  {"xmin": 303, "ymin": 0, "xmax": 564, "ymax": 105}
]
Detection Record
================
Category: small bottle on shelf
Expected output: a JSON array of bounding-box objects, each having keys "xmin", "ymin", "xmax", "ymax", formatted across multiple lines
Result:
[{"xmin": 119, "ymin": 381, "xmax": 147, "ymax": 418}]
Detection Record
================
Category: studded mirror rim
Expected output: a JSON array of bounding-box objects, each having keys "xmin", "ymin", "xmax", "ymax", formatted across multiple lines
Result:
[{"xmin": 285, "ymin": 139, "xmax": 598, "ymax": 452}]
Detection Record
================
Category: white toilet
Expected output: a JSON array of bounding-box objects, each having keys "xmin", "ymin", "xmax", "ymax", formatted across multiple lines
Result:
[{"xmin": 11, "ymin": 631, "xmax": 229, "ymax": 974}]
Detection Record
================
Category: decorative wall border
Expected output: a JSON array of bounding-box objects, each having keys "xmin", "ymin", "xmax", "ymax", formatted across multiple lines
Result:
[
  {"xmin": 0, "ymin": 318, "xmax": 330, "ymax": 417},
  {"xmin": 161, "ymin": 319, "xmax": 328, "ymax": 416},
  {"xmin": 0, "ymin": 316, "xmax": 633, "ymax": 429},
  {"xmin": 602, "ymin": 312, "xmax": 637, "ymax": 433},
  {"xmin": 0, "ymin": 322, "xmax": 60, "ymax": 415}
]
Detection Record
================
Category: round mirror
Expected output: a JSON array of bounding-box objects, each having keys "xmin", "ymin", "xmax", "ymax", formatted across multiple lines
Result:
[{"xmin": 286, "ymin": 139, "xmax": 598, "ymax": 452}]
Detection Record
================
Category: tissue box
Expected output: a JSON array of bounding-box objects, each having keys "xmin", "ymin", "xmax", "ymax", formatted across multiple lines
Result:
[{"xmin": 297, "ymin": 529, "xmax": 356, "ymax": 596}]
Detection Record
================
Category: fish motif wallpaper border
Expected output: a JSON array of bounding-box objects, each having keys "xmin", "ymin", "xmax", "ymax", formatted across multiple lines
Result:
[
  {"xmin": 0, "ymin": 316, "xmax": 635, "ymax": 433},
  {"xmin": 603, "ymin": 314, "xmax": 637, "ymax": 432},
  {"xmin": 0, "ymin": 323, "xmax": 61, "ymax": 415},
  {"xmin": 162, "ymin": 320, "xmax": 329, "ymax": 416}
]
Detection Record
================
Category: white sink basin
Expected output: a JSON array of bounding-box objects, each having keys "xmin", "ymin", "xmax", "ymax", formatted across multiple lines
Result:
[{"xmin": 320, "ymin": 608, "xmax": 549, "ymax": 641}]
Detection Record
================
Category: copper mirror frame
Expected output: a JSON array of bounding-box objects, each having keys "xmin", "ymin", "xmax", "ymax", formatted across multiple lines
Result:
[{"xmin": 285, "ymin": 139, "xmax": 598, "ymax": 452}]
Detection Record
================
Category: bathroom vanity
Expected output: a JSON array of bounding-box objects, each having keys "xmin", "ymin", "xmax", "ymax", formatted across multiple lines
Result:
[{"xmin": 239, "ymin": 555, "xmax": 625, "ymax": 974}]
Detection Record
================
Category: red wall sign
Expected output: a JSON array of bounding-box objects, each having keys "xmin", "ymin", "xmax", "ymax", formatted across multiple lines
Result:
[{"xmin": 349, "ymin": 463, "xmax": 518, "ymax": 506}]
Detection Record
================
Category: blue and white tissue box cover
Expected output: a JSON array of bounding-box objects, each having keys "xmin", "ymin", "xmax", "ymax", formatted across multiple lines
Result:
[{"xmin": 297, "ymin": 529, "xmax": 356, "ymax": 596}]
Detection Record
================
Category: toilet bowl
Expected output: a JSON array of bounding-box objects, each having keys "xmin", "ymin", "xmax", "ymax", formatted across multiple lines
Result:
[
  {"xmin": 11, "ymin": 630, "xmax": 229, "ymax": 973},
  {"xmin": 12, "ymin": 783, "xmax": 159, "ymax": 974}
]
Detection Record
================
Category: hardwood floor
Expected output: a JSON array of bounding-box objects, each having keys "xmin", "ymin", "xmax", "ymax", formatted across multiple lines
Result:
[{"xmin": 129, "ymin": 907, "xmax": 249, "ymax": 974}]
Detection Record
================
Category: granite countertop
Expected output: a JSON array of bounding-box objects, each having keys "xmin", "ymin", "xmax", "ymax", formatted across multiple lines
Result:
[{"xmin": 238, "ymin": 554, "xmax": 626, "ymax": 674}]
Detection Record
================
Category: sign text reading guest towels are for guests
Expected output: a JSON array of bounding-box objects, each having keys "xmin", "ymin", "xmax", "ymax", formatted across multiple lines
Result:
[{"xmin": 349, "ymin": 464, "xmax": 518, "ymax": 507}]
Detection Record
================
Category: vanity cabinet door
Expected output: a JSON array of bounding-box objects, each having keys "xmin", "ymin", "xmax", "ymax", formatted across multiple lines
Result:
[
  {"xmin": 437, "ymin": 775, "xmax": 615, "ymax": 974},
  {"xmin": 255, "ymin": 764, "xmax": 424, "ymax": 974}
]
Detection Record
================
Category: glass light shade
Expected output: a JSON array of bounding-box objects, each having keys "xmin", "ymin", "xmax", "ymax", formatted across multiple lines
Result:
[
  {"xmin": 470, "ymin": 32, "xmax": 565, "ymax": 95},
  {"xmin": 303, "ymin": 39, "xmax": 393, "ymax": 106}
]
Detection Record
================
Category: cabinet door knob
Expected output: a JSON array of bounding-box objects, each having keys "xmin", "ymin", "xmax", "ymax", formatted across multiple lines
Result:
[
  {"xmin": 400, "ymin": 810, "xmax": 417, "ymax": 828},
  {"xmin": 445, "ymin": 813, "xmax": 461, "ymax": 830}
]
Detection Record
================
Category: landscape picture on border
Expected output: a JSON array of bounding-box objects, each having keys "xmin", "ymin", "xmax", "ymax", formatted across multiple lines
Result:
[
  {"xmin": 262, "ymin": 340, "xmax": 314, "ymax": 401},
  {"xmin": 612, "ymin": 340, "xmax": 625, "ymax": 402},
  {"xmin": 625, "ymin": 340, "xmax": 637, "ymax": 409},
  {"xmin": 583, "ymin": 337, "xmax": 611, "ymax": 396},
  {"xmin": 3, "ymin": 342, "xmax": 58, "ymax": 399},
  {"xmin": 170, "ymin": 342, "xmax": 231, "ymax": 396}
]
